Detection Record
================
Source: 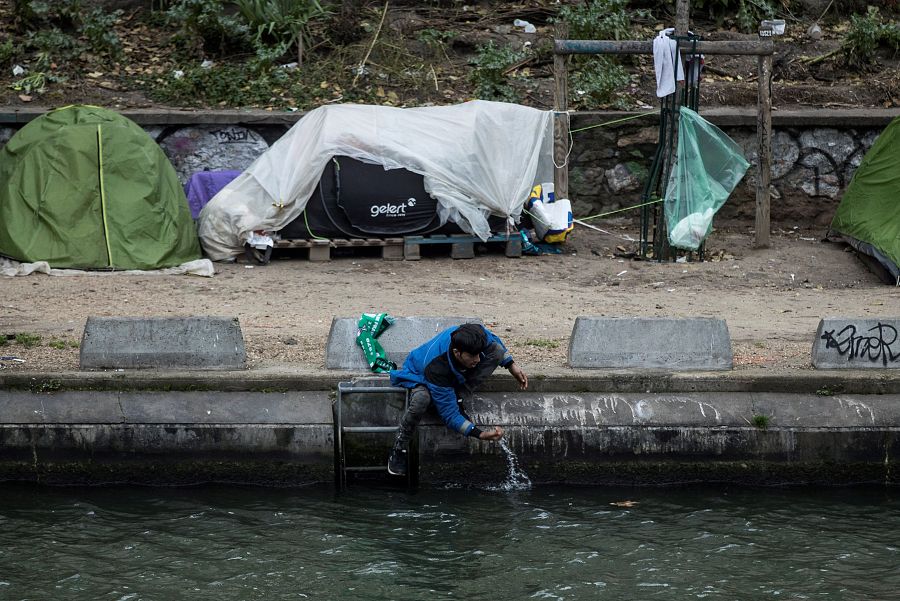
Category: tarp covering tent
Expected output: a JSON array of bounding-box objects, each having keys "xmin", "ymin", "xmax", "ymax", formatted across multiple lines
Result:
[
  {"xmin": 830, "ymin": 116, "xmax": 900, "ymax": 283},
  {"xmin": 198, "ymin": 101, "xmax": 555, "ymax": 260},
  {"xmin": 0, "ymin": 105, "xmax": 201, "ymax": 270}
]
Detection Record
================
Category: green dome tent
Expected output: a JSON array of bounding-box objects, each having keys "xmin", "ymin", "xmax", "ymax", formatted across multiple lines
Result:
[
  {"xmin": 830, "ymin": 116, "xmax": 900, "ymax": 284},
  {"xmin": 0, "ymin": 105, "xmax": 200, "ymax": 270}
]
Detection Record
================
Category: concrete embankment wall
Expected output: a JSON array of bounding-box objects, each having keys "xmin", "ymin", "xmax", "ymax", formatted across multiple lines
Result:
[{"xmin": 1, "ymin": 371, "xmax": 898, "ymax": 487}]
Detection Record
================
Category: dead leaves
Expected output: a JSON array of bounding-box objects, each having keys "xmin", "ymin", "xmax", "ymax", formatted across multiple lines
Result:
[
  {"xmin": 373, "ymin": 86, "xmax": 399, "ymax": 104},
  {"xmin": 610, "ymin": 500, "xmax": 639, "ymax": 508}
]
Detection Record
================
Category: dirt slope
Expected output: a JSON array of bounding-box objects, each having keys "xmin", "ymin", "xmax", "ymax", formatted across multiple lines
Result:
[{"xmin": 0, "ymin": 1, "xmax": 897, "ymax": 111}]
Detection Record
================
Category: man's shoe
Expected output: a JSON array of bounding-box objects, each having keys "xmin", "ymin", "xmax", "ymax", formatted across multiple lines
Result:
[
  {"xmin": 387, "ymin": 445, "xmax": 408, "ymax": 476},
  {"xmin": 388, "ymin": 446, "xmax": 409, "ymax": 476}
]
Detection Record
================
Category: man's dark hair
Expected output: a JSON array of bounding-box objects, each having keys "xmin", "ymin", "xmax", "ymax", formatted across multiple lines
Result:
[{"xmin": 451, "ymin": 323, "xmax": 487, "ymax": 355}]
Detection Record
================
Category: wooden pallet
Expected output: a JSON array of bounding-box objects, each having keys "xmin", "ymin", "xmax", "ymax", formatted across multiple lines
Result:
[
  {"xmin": 273, "ymin": 233, "xmax": 521, "ymax": 261},
  {"xmin": 274, "ymin": 238, "xmax": 404, "ymax": 261},
  {"xmin": 402, "ymin": 233, "xmax": 522, "ymax": 260}
]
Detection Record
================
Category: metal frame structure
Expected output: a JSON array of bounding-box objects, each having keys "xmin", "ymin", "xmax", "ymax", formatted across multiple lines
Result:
[
  {"xmin": 640, "ymin": 34, "xmax": 704, "ymax": 260},
  {"xmin": 333, "ymin": 381, "xmax": 418, "ymax": 491},
  {"xmin": 553, "ymin": 0, "xmax": 774, "ymax": 250}
]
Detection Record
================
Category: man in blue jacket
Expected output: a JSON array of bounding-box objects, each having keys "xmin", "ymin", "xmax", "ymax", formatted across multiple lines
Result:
[{"xmin": 387, "ymin": 322, "xmax": 528, "ymax": 476}]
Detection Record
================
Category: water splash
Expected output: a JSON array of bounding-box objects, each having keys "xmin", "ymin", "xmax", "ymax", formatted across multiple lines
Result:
[{"xmin": 492, "ymin": 438, "xmax": 532, "ymax": 492}]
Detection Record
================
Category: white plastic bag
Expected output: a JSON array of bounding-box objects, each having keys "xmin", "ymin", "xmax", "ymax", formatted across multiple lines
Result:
[
  {"xmin": 528, "ymin": 183, "xmax": 573, "ymax": 243},
  {"xmin": 669, "ymin": 208, "xmax": 714, "ymax": 250}
]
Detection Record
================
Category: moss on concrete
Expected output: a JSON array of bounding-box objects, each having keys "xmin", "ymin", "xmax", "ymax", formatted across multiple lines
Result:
[{"xmin": 0, "ymin": 456, "xmax": 895, "ymax": 487}]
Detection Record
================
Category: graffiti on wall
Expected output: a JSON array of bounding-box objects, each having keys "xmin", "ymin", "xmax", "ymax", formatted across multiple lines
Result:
[
  {"xmin": 156, "ymin": 126, "xmax": 271, "ymax": 183},
  {"xmin": 211, "ymin": 127, "xmax": 255, "ymax": 144},
  {"xmin": 820, "ymin": 322, "xmax": 900, "ymax": 366},
  {"xmin": 568, "ymin": 123, "xmax": 883, "ymax": 220}
]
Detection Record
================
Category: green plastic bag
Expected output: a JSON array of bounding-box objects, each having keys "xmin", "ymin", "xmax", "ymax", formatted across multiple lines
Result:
[
  {"xmin": 356, "ymin": 313, "xmax": 397, "ymax": 373},
  {"xmin": 664, "ymin": 107, "xmax": 750, "ymax": 250}
]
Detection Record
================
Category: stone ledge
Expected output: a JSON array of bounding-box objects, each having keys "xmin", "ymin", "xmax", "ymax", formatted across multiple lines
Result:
[
  {"xmin": 3, "ymin": 368, "xmax": 900, "ymax": 394},
  {"xmin": 1, "ymin": 389, "xmax": 899, "ymax": 486}
]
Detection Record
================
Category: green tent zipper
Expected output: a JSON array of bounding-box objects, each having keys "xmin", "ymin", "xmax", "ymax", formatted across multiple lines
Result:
[{"xmin": 97, "ymin": 124, "xmax": 113, "ymax": 267}]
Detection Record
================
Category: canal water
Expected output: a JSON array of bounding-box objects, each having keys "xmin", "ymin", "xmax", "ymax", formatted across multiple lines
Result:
[{"xmin": 0, "ymin": 483, "xmax": 897, "ymax": 600}]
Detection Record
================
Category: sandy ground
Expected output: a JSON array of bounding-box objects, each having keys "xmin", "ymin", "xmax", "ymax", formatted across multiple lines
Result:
[{"xmin": 0, "ymin": 221, "xmax": 896, "ymax": 374}]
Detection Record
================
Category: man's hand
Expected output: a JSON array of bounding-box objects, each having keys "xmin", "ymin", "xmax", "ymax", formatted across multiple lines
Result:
[
  {"xmin": 508, "ymin": 362, "xmax": 528, "ymax": 390},
  {"xmin": 478, "ymin": 426, "xmax": 504, "ymax": 441}
]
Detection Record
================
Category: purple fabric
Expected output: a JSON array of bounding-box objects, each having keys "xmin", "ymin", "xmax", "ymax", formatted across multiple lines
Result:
[{"xmin": 184, "ymin": 170, "xmax": 242, "ymax": 219}]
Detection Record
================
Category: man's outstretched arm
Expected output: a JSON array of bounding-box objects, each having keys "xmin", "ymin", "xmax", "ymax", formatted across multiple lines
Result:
[
  {"xmin": 478, "ymin": 426, "xmax": 504, "ymax": 441},
  {"xmin": 508, "ymin": 362, "xmax": 528, "ymax": 390}
]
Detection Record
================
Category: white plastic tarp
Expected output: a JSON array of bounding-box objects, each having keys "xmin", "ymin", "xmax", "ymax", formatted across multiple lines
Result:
[
  {"xmin": 0, "ymin": 257, "xmax": 215, "ymax": 277},
  {"xmin": 198, "ymin": 101, "xmax": 555, "ymax": 260}
]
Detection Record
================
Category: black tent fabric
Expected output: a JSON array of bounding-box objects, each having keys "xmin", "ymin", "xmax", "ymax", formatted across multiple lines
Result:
[{"xmin": 280, "ymin": 157, "xmax": 507, "ymax": 239}]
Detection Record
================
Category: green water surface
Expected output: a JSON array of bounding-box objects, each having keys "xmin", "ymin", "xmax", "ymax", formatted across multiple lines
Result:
[{"xmin": 0, "ymin": 483, "xmax": 897, "ymax": 600}]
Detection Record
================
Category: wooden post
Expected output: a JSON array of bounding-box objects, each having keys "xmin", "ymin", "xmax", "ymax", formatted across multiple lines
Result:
[
  {"xmin": 675, "ymin": 0, "xmax": 689, "ymax": 35},
  {"xmin": 755, "ymin": 51, "xmax": 773, "ymax": 248},
  {"xmin": 553, "ymin": 21, "xmax": 569, "ymax": 201}
]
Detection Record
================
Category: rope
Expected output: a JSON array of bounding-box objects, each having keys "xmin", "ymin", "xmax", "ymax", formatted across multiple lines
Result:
[
  {"xmin": 552, "ymin": 110, "xmax": 572, "ymax": 170},
  {"xmin": 554, "ymin": 110, "xmax": 658, "ymax": 170},
  {"xmin": 304, "ymin": 209, "xmax": 329, "ymax": 241},
  {"xmin": 523, "ymin": 207, "xmax": 548, "ymax": 227},
  {"xmin": 568, "ymin": 110, "xmax": 658, "ymax": 134},
  {"xmin": 577, "ymin": 198, "xmax": 663, "ymax": 223},
  {"xmin": 524, "ymin": 208, "xmax": 643, "ymax": 244}
]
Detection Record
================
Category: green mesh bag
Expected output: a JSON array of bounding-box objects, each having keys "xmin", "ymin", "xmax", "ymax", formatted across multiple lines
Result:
[
  {"xmin": 356, "ymin": 313, "xmax": 397, "ymax": 373},
  {"xmin": 664, "ymin": 107, "xmax": 750, "ymax": 250}
]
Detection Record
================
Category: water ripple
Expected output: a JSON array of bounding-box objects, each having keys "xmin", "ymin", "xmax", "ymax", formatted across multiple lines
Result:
[{"xmin": 0, "ymin": 484, "xmax": 897, "ymax": 600}]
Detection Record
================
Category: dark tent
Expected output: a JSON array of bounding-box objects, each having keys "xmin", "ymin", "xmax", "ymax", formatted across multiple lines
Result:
[{"xmin": 279, "ymin": 156, "xmax": 503, "ymax": 239}]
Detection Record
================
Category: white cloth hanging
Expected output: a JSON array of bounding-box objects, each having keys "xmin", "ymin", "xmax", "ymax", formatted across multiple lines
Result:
[{"xmin": 652, "ymin": 28, "xmax": 685, "ymax": 97}]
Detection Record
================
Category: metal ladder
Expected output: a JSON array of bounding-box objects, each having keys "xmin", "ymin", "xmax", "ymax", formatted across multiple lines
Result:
[{"xmin": 333, "ymin": 381, "xmax": 419, "ymax": 491}]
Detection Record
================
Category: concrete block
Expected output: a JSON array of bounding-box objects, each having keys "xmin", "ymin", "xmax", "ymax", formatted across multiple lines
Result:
[
  {"xmin": 451, "ymin": 242, "xmax": 475, "ymax": 259},
  {"xmin": 0, "ymin": 392, "xmax": 46, "ymax": 423},
  {"xmin": 309, "ymin": 240, "xmax": 331, "ymax": 261},
  {"xmin": 80, "ymin": 316, "xmax": 246, "ymax": 370},
  {"xmin": 382, "ymin": 240, "xmax": 404, "ymax": 261},
  {"xmin": 34, "ymin": 392, "xmax": 125, "ymax": 424},
  {"xmin": 812, "ymin": 318, "xmax": 900, "ymax": 369},
  {"xmin": 120, "ymin": 391, "xmax": 332, "ymax": 424},
  {"xmin": 568, "ymin": 317, "xmax": 733, "ymax": 370},
  {"xmin": 505, "ymin": 237, "xmax": 523, "ymax": 258},
  {"xmin": 326, "ymin": 316, "xmax": 481, "ymax": 370},
  {"xmin": 404, "ymin": 240, "xmax": 421, "ymax": 260}
]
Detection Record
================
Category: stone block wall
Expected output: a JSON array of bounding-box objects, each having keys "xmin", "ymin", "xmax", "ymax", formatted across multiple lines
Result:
[
  {"xmin": 1, "ymin": 108, "xmax": 896, "ymax": 227},
  {"xmin": 565, "ymin": 111, "xmax": 892, "ymax": 226}
]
